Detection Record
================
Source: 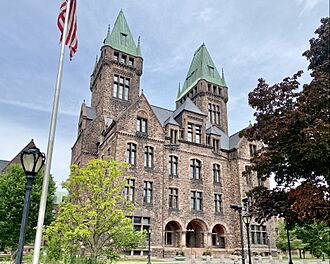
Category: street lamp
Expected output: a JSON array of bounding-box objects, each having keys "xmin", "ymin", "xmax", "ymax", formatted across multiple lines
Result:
[
  {"xmin": 147, "ymin": 229, "xmax": 152, "ymax": 264},
  {"xmin": 16, "ymin": 147, "xmax": 45, "ymax": 264},
  {"xmin": 187, "ymin": 229, "xmax": 194, "ymax": 262},
  {"xmin": 286, "ymin": 225, "xmax": 294, "ymax": 264},
  {"xmin": 230, "ymin": 204, "xmax": 245, "ymax": 264},
  {"xmin": 242, "ymin": 214, "xmax": 252, "ymax": 264}
]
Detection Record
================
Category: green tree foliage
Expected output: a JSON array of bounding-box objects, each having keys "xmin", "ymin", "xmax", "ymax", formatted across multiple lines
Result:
[
  {"xmin": 276, "ymin": 220, "xmax": 330, "ymax": 258},
  {"xmin": 242, "ymin": 18, "xmax": 330, "ymax": 224},
  {"xmin": 295, "ymin": 222, "xmax": 330, "ymax": 258},
  {"xmin": 275, "ymin": 220, "xmax": 307, "ymax": 253},
  {"xmin": 44, "ymin": 158, "xmax": 146, "ymax": 263},
  {"xmin": 0, "ymin": 165, "xmax": 56, "ymax": 252}
]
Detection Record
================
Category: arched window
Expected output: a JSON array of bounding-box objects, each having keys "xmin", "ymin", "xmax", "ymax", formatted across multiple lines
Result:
[
  {"xmin": 168, "ymin": 155, "xmax": 178, "ymax": 177},
  {"xmin": 213, "ymin": 164, "xmax": 221, "ymax": 184}
]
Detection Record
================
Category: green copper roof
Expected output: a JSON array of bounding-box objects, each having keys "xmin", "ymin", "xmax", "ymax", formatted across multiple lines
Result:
[
  {"xmin": 103, "ymin": 10, "xmax": 141, "ymax": 57},
  {"xmin": 177, "ymin": 43, "xmax": 226, "ymax": 100}
]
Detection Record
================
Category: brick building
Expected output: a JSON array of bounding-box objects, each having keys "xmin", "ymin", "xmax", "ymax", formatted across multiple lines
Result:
[{"xmin": 71, "ymin": 10, "xmax": 276, "ymax": 258}]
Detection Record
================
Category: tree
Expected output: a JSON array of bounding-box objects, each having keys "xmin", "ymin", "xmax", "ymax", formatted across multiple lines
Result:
[
  {"xmin": 276, "ymin": 220, "xmax": 307, "ymax": 256},
  {"xmin": 295, "ymin": 222, "xmax": 330, "ymax": 258},
  {"xmin": 44, "ymin": 158, "xmax": 146, "ymax": 263},
  {"xmin": 242, "ymin": 18, "xmax": 330, "ymax": 224},
  {"xmin": 0, "ymin": 165, "xmax": 56, "ymax": 255}
]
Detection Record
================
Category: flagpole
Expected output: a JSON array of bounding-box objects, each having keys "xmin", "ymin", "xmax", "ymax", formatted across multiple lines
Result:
[{"xmin": 32, "ymin": 0, "xmax": 72, "ymax": 263}]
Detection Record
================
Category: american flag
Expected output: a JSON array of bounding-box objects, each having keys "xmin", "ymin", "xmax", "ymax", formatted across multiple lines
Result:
[{"xmin": 57, "ymin": 0, "xmax": 78, "ymax": 60}]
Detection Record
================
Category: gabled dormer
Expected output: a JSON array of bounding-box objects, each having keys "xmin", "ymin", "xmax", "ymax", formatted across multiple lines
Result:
[
  {"xmin": 90, "ymin": 10, "xmax": 143, "ymax": 119},
  {"xmin": 176, "ymin": 43, "xmax": 229, "ymax": 134}
]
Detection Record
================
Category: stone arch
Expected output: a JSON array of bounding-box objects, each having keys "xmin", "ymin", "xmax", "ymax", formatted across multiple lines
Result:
[
  {"xmin": 186, "ymin": 219, "xmax": 208, "ymax": 248},
  {"xmin": 211, "ymin": 224, "xmax": 226, "ymax": 248},
  {"xmin": 164, "ymin": 221, "xmax": 182, "ymax": 248}
]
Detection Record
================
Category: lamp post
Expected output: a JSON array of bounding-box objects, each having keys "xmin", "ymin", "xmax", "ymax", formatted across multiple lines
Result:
[
  {"xmin": 187, "ymin": 229, "xmax": 194, "ymax": 261},
  {"xmin": 230, "ymin": 204, "xmax": 245, "ymax": 264},
  {"xmin": 242, "ymin": 214, "xmax": 252, "ymax": 264},
  {"xmin": 286, "ymin": 226, "xmax": 294, "ymax": 264},
  {"xmin": 147, "ymin": 229, "xmax": 152, "ymax": 264},
  {"xmin": 16, "ymin": 147, "xmax": 45, "ymax": 264}
]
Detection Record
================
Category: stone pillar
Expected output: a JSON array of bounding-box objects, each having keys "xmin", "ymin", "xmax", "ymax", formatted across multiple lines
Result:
[{"xmin": 181, "ymin": 231, "xmax": 186, "ymax": 247}]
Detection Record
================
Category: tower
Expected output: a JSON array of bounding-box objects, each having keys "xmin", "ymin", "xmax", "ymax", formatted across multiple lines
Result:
[
  {"xmin": 90, "ymin": 10, "xmax": 143, "ymax": 119},
  {"xmin": 176, "ymin": 43, "xmax": 228, "ymax": 134},
  {"xmin": 72, "ymin": 10, "xmax": 143, "ymax": 166}
]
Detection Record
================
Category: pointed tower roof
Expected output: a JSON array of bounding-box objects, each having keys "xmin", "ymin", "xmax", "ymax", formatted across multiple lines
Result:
[
  {"xmin": 103, "ymin": 10, "xmax": 141, "ymax": 57},
  {"xmin": 177, "ymin": 43, "xmax": 226, "ymax": 100}
]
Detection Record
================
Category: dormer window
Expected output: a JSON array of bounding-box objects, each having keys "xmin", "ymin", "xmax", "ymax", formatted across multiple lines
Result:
[
  {"xmin": 170, "ymin": 129, "xmax": 178, "ymax": 144},
  {"xmin": 187, "ymin": 123, "xmax": 202, "ymax": 144},
  {"xmin": 120, "ymin": 33, "xmax": 128, "ymax": 46},
  {"xmin": 208, "ymin": 66, "xmax": 215, "ymax": 77}
]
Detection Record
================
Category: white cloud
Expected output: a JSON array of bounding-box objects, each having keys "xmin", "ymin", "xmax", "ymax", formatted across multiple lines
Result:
[{"xmin": 297, "ymin": 0, "xmax": 321, "ymax": 16}]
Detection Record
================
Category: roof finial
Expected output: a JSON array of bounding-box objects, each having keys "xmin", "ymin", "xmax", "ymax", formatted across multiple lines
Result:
[
  {"xmin": 103, "ymin": 24, "xmax": 111, "ymax": 44},
  {"xmin": 137, "ymin": 36, "xmax": 142, "ymax": 57},
  {"xmin": 177, "ymin": 82, "xmax": 181, "ymax": 98},
  {"xmin": 221, "ymin": 68, "xmax": 227, "ymax": 86}
]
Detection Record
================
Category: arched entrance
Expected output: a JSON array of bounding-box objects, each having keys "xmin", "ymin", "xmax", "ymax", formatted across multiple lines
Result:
[
  {"xmin": 186, "ymin": 219, "xmax": 208, "ymax": 248},
  {"xmin": 164, "ymin": 221, "xmax": 182, "ymax": 247},
  {"xmin": 212, "ymin": 224, "xmax": 226, "ymax": 248}
]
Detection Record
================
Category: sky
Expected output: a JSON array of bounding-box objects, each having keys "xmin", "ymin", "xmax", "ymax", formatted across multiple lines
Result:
[{"xmin": 0, "ymin": 0, "xmax": 328, "ymax": 189}]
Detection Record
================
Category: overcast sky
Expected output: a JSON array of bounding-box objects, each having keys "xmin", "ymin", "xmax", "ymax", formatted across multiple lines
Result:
[{"xmin": 0, "ymin": 0, "xmax": 328, "ymax": 188}]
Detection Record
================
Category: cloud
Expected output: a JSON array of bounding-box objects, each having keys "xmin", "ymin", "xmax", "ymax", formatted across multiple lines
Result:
[
  {"xmin": 0, "ymin": 98, "xmax": 77, "ymax": 117},
  {"xmin": 297, "ymin": 0, "xmax": 322, "ymax": 16}
]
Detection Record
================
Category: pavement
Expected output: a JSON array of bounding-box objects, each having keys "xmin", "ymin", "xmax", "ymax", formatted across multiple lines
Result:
[{"xmin": 115, "ymin": 258, "xmax": 329, "ymax": 264}]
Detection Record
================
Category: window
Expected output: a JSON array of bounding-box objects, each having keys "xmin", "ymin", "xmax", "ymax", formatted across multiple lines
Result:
[
  {"xmin": 208, "ymin": 103, "xmax": 221, "ymax": 124},
  {"xmin": 245, "ymin": 165, "xmax": 253, "ymax": 186},
  {"xmin": 120, "ymin": 33, "xmax": 128, "ymax": 46},
  {"xmin": 137, "ymin": 117, "xmax": 147, "ymax": 133},
  {"xmin": 169, "ymin": 188, "xmax": 178, "ymax": 209},
  {"xmin": 170, "ymin": 129, "xmax": 178, "ymax": 144},
  {"xmin": 208, "ymin": 66, "xmax": 215, "ymax": 77},
  {"xmin": 121, "ymin": 54, "xmax": 126, "ymax": 64},
  {"xmin": 213, "ymin": 164, "xmax": 221, "ymax": 184},
  {"xmin": 144, "ymin": 146, "xmax": 153, "ymax": 168},
  {"xmin": 191, "ymin": 191, "xmax": 203, "ymax": 211},
  {"xmin": 195, "ymin": 125, "xmax": 201, "ymax": 144},
  {"xmin": 213, "ymin": 138, "xmax": 219, "ymax": 152},
  {"xmin": 128, "ymin": 57, "xmax": 134, "ymax": 67},
  {"xmin": 214, "ymin": 193, "xmax": 222, "ymax": 213},
  {"xmin": 168, "ymin": 155, "xmax": 178, "ymax": 177},
  {"xmin": 257, "ymin": 177, "xmax": 264, "ymax": 187},
  {"xmin": 124, "ymin": 179, "xmax": 135, "ymax": 202},
  {"xmin": 251, "ymin": 225, "xmax": 267, "ymax": 245},
  {"xmin": 143, "ymin": 181, "xmax": 153, "ymax": 205},
  {"xmin": 113, "ymin": 75, "xmax": 130, "ymax": 100},
  {"xmin": 126, "ymin": 143, "xmax": 136, "ymax": 166},
  {"xmin": 187, "ymin": 123, "xmax": 202, "ymax": 143},
  {"xmin": 124, "ymin": 79, "xmax": 130, "ymax": 100},
  {"xmin": 190, "ymin": 159, "xmax": 201, "ymax": 180},
  {"xmin": 187, "ymin": 123, "xmax": 193, "ymax": 142},
  {"xmin": 114, "ymin": 51, "xmax": 119, "ymax": 62},
  {"xmin": 130, "ymin": 216, "xmax": 150, "ymax": 232},
  {"xmin": 249, "ymin": 144, "xmax": 257, "ymax": 157}
]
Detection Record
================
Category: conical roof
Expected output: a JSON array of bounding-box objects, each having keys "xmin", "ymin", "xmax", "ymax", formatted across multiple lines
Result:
[
  {"xmin": 177, "ymin": 43, "xmax": 226, "ymax": 100},
  {"xmin": 103, "ymin": 10, "xmax": 141, "ymax": 57}
]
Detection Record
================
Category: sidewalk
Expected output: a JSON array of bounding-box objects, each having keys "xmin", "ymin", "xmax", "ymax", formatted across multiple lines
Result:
[{"xmin": 116, "ymin": 258, "xmax": 328, "ymax": 264}]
